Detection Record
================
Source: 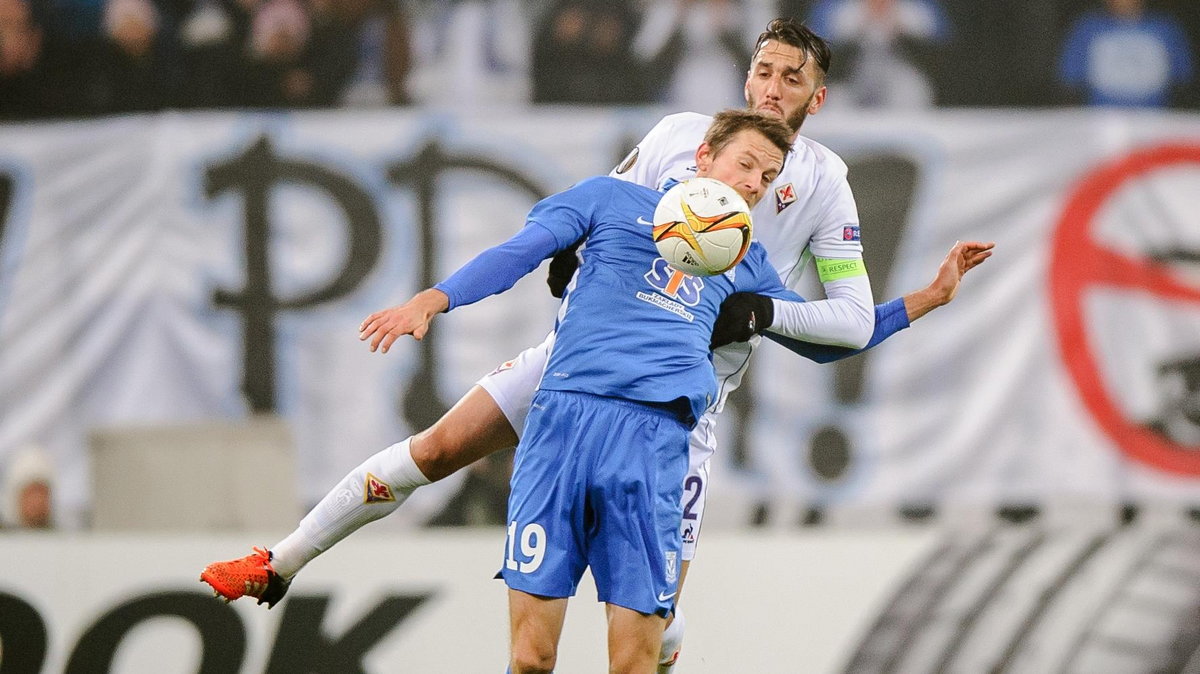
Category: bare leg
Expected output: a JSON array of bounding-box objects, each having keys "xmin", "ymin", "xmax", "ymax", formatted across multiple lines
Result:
[
  {"xmin": 269, "ymin": 385, "xmax": 517, "ymax": 579},
  {"xmin": 607, "ymin": 604, "xmax": 667, "ymax": 674},
  {"xmin": 509, "ymin": 589, "xmax": 569, "ymax": 674},
  {"xmin": 410, "ymin": 385, "xmax": 519, "ymax": 481}
]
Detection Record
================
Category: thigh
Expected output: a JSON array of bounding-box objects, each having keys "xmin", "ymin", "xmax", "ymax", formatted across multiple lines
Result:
[
  {"xmin": 588, "ymin": 401, "xmax": 689, "ymax": 618},
  {"xmin": 605, "ymin": 603, "xmax": 666, "ymax": 673},
  {"xmin": 501, "ymin": 391, "xmax": 589, "ymax": 600},
  {"xmin": 509, "ymin": 589, "xmax": 569, "ymax": 669},
  {"xmin": 477, "ymin": 332, "xmax": 555, "ymax": 440},
  {"xmin": 412, "ymin": 384, "xmax": 518, "ymax": 481}
]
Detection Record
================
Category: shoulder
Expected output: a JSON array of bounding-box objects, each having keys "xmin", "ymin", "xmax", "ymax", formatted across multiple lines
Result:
[
  {"xmin": 790, "ymin": 135, "xmax": 850, "ymax": 179},
  {"xmin": 740, "ymin": 242, "xmax": 773, "ymax": 271},
  {"xmin": 643, "ymin": 112, "xmax": 712, "ymax": 146},
  {"xmin": 573, "ymin": 176, "xmax": 658, "ymax": 205},
  {"xmin": 657, "ymin": 112, "xmax": 713, "ymax": 133}
]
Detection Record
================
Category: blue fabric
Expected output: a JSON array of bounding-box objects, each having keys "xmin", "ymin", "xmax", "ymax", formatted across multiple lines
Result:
[
  {"xmin": 437, "ymin": 176, "xmax": 801, "ymax": 426},
  {"xmin": 764, "ymin": 297, "xmax": 909, "ymax": 363},
  {"xmin": 435, "ymin": 223, "xmax": 560, "ymax": 311},
  {"xmin": 1059, "ymin": 11, "xmax": 1194, "ymax": 107},
  {"xmin": 502, "ymin": 390, "xmax": 688, "ymax": 618}
]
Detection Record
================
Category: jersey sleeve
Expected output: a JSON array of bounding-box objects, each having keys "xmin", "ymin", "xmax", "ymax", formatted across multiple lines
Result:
[
  {"xmin": 786, "ymin": 143, "xmax": 875, "ymax": 346},
  {"xmin": 434, "ymin": 224, "xmax": 561, "ymax": 310},
  {"xmin": 434, "ymin": 179, "xmax": 610, "ymax": 310},
  {"xmin": 526, "ymin": 177, "xmax": 610, "ymax": 248},
  {"xmin": 765, "ymin": 297, "xmax": 910, "ymax": 363},
  {"xmin": 805, "ymin": 153, "xmax": 864, "ymax": 260},
  {"xmin": 768, "ymin": 274, "xmax": 874, "ymax": 348}
]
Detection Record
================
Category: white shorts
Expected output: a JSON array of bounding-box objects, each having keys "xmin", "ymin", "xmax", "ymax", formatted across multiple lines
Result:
[{"xmin": 478, "ymin": 334, "xmax": 716, "ymax": 561}]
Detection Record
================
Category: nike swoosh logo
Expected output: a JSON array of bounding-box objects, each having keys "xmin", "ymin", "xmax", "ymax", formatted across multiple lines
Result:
[
  {"xmin": 658, "ymin": 590, "xmax": 676, "ymax": 602},
  {"xmin": 637, "ymin": 216, "xmax": 653, "ymax": 226}
]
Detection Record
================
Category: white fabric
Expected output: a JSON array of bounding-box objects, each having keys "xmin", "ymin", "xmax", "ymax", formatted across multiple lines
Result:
[
  {"xmin": 273, "ymin": 438, "xmax": 430, "ymax": 579},
  {"xmin": 769, "ymin": 273, "xmax": 875, "ymax": 348},
  {"xmin": 476, "ymin": 331, "xmax": 555, "ymax": 438},
  {"xmin": 611, "ymin": 112, "xmax": 876, "ymax": 407},
  {"xmin": 1, "ymin": 444, "xmax": 53, "ymax": 527},
  {"xmin": 1, "ymin": 109, "xmax": 1199, "ymax": 528},
  {"xmin": 659, "ymin": 606, "xmax": 686, "ymax": 667}
]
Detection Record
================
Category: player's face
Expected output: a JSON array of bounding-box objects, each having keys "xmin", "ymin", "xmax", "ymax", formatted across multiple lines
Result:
[
  {"xmin": 744, "ymin": 40, "xmax": 826, "ymax": 135},
  {"xmin": 694, "ymin": 129, "xmax": 784, "ymax": 208}
]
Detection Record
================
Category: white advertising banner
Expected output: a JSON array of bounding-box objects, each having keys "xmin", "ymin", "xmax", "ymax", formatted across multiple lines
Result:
[
  {"xmin": 0, "ymin": 108, "xmax": 1197, "ymax": 527},
  {"xmin": 3, "ymin": 525, "xmax": 1198, "ymax": 673}
]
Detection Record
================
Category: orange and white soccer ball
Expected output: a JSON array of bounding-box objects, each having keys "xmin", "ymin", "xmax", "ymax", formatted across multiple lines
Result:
[{"xmin": 651, "ymin": 178, "xmax": 753, "ymax": 276}]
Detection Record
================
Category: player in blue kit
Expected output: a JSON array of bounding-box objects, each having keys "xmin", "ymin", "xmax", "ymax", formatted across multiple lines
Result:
[
  {"xmin": 366, "ymin": 110, "xmax": 817, "ymax": 672},
  {"xmin": 199, "ymin": 106, "xmax": 991, "ymax": 669}
]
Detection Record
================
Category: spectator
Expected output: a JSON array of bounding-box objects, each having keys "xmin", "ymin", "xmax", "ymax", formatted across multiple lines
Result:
[
  {"xmin": 809, "ymin": 0, "xmax": 951, "ymax": 108},
  {"xmin": 1, "ymin": 445, "xmax": 54, "ymax": 529},
  {"xmin": 531, "ymin": 0, "xmax": 647, "ymax": 104},
  {"xmin": 407, "ymin": 0, "xmax": 531, "ymax": 107},
  {"xmin": 239, "ymin": 0, "xmax": 311, "ymax": 106},
  {"xmin": 38, "ymin": 0, "xmax": 109, "ymax": 115},
  {"xmin": 337, "ymin": 0, "xmax": 413, "ymax": 106},
  {"xmin": 176, "ymin": 0, "xmax": 252, "ymax": 108},
  {"xmin": 97, "ymin": 0, "xmax": 171, "ymax": 112},
  {"xmin": 0, "ymin": 0, "xmax": 46, "ymax": 118},
  {"xmin": 632, "ymin": 0, "xmax": 773, "ymax": 112},
  {"xmin": 1058, "ymin": 0, "xmax": 1194, "ymax": 108}
]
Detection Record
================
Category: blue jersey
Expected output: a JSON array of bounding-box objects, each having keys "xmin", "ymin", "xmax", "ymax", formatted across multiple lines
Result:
[{"xmin": 525, "ymin": 177, "xmax": 801, "ymax": 425}]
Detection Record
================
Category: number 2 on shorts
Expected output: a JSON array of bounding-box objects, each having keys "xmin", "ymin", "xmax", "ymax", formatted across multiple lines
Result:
[{"xmin": 505, "ymin": 521, "xmax": 546, "ymax": 573}]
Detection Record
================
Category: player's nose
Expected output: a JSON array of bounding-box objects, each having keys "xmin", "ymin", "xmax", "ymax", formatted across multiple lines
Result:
[
  {"xmin": 740, "ymin": 182, "xmax": 761, "ymax": 206},
  {"xmin": 763, "ymin": 75, "xmax": 783, "ymax": 98}
]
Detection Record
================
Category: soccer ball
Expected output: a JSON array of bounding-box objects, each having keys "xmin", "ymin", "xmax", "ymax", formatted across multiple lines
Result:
[{"xmin": 651, "ymin": 178, "xmax": 753, "ymax": 276}]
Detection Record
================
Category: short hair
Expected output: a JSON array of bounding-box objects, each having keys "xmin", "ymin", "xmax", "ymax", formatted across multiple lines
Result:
[
  {"xmin": 704, "ymin": 109, "xmax": 793, "ymax": 160},
  {"xmin": 753, "ymin": 18, "xmax": 832, "ymax": 82}
]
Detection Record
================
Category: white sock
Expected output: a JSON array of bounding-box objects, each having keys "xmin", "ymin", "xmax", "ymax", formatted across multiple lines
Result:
[
  {"xmin": 270, "ymin": 437, "xmax": 431, "ymax": 579},
  {"xmin": 659, "ymin": 608, "xmax": 685, "ymax": 667}
]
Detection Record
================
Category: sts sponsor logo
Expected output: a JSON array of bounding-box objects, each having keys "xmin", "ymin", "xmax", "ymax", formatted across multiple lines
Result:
[
  {"xmin": 644, "ymin": 257, "xmax": 703, "ymax": 305},
  {"xmin": 638, "ymin": 257, "xmax": 704, "ymax": 321}
]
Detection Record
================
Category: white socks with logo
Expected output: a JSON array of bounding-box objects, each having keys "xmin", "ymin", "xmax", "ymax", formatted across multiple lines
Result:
[
  {"xmin": 269, "ymin": 437, "xmax": 431, "ymax": 579},
  {"xmin": 659, "ymin": 608, "xmax": 685, "ymax": 668}
]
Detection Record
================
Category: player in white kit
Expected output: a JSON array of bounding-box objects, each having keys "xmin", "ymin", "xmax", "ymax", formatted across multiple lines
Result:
[{"xmin": 201, "ymin": 18, "xmax": 994, "ymax": 671}]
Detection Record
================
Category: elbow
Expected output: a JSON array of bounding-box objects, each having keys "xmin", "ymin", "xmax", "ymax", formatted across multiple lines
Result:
[{"xmin": 845, "ymin": 306, "xmax": 874, "ymax": 349}]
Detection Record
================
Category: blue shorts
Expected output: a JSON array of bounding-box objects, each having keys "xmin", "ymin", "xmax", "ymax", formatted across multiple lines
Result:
[{"xmin": 501, "ymin": 389, "xmax": 689, "ymax": 617}]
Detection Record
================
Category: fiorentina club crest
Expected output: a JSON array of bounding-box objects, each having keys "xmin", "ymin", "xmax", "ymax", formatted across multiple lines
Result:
[
  {"xmin": 774, "ymin": 183, "xmax": 796, "ymax": 213},
  {"xmin": 363, "ymin": 472, "xmax": 395, "ymax": 503}
]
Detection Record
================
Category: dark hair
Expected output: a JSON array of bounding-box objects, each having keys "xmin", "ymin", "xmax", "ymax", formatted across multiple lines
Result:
[
  {"xmin": 753, "ymin": 18, "xmax": 832, "ymax": 82},
  {"xmin": 705, "ymin": 109, "xmax": 793, "ymax": 159}
]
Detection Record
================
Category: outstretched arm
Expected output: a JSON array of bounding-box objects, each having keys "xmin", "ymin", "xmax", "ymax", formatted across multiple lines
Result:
[
  {"xmin": 718, "ymin": 240, "xmax": 995, "ymax": 360},
  {"xmin": 898, "ymin": 240, "xmax": 994, "ymax": 322},
  {"xmin": 360, "ymin": 223, "xmax": 563, "ymax": 353}
]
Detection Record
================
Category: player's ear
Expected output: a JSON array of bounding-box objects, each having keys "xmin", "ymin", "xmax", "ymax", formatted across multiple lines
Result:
[
  {"xmin": 695, "ymin": 142, "xmax": 713, "ymax": 172},
  {"xmin": 808, "ymin": 85, "xmax": 827, "ymax": 115}
]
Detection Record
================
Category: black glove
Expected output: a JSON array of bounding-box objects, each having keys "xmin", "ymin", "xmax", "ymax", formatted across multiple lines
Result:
[
  {"xmin": 546, "ymin": 241, "xmax": 583, "ymax": 298},
  {"xmin": 710, "ymin": 292, "xmax": 774, "ymax": 349}
]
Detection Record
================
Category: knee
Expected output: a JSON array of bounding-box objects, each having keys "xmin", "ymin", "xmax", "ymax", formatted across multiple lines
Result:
[
  {"xmin": 409, "ymin": 428, "xmax": 460, "ymax": 482},
  {"xmin": 510, "ymin": 643, "xmax": 556, "ymax": 674}
]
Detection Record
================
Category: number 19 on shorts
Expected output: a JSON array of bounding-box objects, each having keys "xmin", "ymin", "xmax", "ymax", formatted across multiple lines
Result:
[{"xmin": 506, "ymin": 521, "xmax": 546, "ymax": 573}]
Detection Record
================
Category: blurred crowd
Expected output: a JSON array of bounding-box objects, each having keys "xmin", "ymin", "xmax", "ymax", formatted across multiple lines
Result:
[{"xmin": 0, "ymin": 0, "xmax": 1197, "ymax": 116}]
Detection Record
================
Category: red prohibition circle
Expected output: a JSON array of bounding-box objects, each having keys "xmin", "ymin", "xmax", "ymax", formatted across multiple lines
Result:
[{"xmin": 1050, "ymin": 144, "xmax": 1200, "ymax": 475}]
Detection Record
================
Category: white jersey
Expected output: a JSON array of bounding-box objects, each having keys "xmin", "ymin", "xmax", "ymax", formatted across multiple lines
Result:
[{"xmin": 609, "ymin": 112, "xmax": 870, "ymax": 413}]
